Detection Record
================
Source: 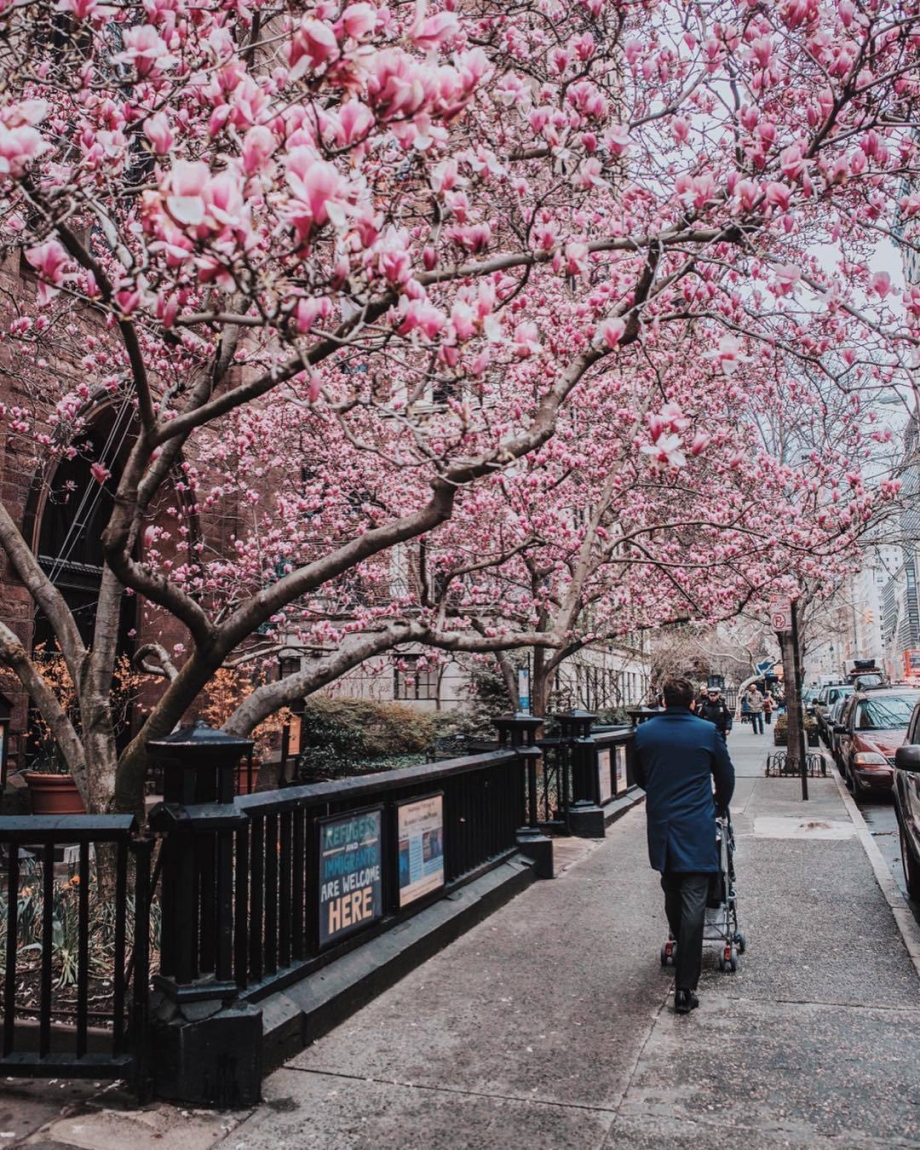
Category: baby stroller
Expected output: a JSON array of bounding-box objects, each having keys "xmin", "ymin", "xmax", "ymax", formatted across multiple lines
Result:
[{"xmin": 660, "ymin": 810, "xmax": 746, "ymax": 973}]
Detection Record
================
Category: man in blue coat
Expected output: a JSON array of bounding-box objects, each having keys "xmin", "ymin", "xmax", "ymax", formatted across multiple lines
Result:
[{"xmin": 634, "ymin": 676, "xmax": 735, "ymax": 1014}]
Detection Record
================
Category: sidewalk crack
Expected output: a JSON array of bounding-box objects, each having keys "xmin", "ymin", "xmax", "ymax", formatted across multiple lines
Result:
[{"xmin": 282, "ymin": 1064, "xmax": 622, "ymax": 1115}]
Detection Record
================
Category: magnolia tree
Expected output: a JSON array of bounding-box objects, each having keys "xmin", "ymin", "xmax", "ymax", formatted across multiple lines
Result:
[
  {"xmin": 372, "ymin": 329, "xmax": 901, "ymax": 715},
  {"xmin": 0, "ymin": 0, "xmax": 918, "ymax": 813}
]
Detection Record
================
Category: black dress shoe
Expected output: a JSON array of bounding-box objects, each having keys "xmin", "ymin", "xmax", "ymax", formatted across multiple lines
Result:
[{"xmin": 674, "ymin": 989, "xmax": 700, "ymax": 1014}]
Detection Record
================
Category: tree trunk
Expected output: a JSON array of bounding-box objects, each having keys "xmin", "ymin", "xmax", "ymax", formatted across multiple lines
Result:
[
  {"xmin": 531, "ymin": 650, "xmax": 551, "ymax": 717},
  {"xmin": 780, "ymin": 629, "xmax": 803, "ymax": 775}
]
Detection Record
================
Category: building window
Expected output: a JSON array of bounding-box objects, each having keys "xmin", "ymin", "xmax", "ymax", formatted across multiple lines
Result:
[{"xmin": 393, "ymin": 655, "xmax": 438, "ymax": 701}]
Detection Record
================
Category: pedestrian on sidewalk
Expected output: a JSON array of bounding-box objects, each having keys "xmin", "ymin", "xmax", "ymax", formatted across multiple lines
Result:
[
  {"xmin": 696, "ymin": 686, "xmax": 733, "ymax": 740},
  {"xmin": 745, "ymin": 685, "xmax": 765, "ymax": 734},
  {"xmin": 763, "ymin": 692, "xmax": 774, "ymax": 726},
  {"xmin": 633, "ymin": 676, "xmax": 735, "ymax": 1015}
]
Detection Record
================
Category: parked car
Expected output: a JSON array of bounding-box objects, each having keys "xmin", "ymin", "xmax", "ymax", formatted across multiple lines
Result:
[
  {"xmin": 893, "ymin": 702, "xmax": 920, "ymax": 899},
  {"xmin": 815, "ymin": 683, "xmax": 854, "ymax": 746},
  {"xmin": 826, "ymin": 695, "xmax": 853, "ymax": 768},
  {"xmin": 835, "ymin": 686, "xmax": 920, "ymax": 797}
]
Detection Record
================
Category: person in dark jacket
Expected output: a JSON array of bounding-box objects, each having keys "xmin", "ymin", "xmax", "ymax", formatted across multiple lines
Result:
[
  {"xmin": 696, "ymin": 687, "xmax": 733, "ymax": 739},
  {"xmin": 633, "ymin": 676, "xmax": 735, "ymax": 1014}
]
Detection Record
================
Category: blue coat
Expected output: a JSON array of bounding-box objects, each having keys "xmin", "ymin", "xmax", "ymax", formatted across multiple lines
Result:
[{"xmin": 633, "ymin": 708, "xmax": 735, "ymax": 873}]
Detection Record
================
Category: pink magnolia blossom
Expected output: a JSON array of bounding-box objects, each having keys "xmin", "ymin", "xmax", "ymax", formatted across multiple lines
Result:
[
  {"xmin": 144, "ymin": 113, "xmax": 174, "ymax": 156},
  {"xmin": 870, "ymin": 271, "xmax": 891, "ymax": 298},
  {"xmin": 25, "ymin": 240, "xmax": 72, "ymax": 304},
  {"xmin": 284, "ymin": 148, "xmax": 353, "ymax": 232},
  {"xmin": 412, "ymin": 10, "xmax": 459, "ymax": 51},
  {"xmin": 0, "ymin": 104, "xmax": 49, "ymax": 178},
  {"xmin": 294, "ymin": 297, "xmax": 332, "ymax": 334},
  {"xmin": 706, "ymin": 335, "xmax": 753, "ymax": 376},
  {"xmin": 116, "ymin": 26, "xmax": 178, "ymax": 76},
  {"xmin": 241, "ymin": 126, "xmax": 275, "ymax": 176},
  {"xmin": 640, "ymin": 434, "xmax": 687, "ymax": 469},
  {"xmin": 398, "ymin": 298, "xmax": 446, "ymax": 340},
  {"xmin": 595, "ymin": 317, "xmax": 626, "ymax": 349},
  {"xmin": 336, "ymin": 3, "xmax": 378, "ymax": 40},
  {"xmin": 288, "ymin": 18, "xmax": 340, "ymax": 80},
  {"xmin": 513, "ymin": 322, "xmax": 542, "ymax": 358}
]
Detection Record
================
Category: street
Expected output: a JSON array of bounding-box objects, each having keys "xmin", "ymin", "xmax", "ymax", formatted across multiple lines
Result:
[{"xmin": 821, "ymin": 747, "xmax": 920, "ymax": 921}]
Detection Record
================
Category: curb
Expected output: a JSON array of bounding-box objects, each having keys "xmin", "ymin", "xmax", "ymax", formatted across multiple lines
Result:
[{"xmin": 828, "ymin": 758, "xmax": 920, "ymax": 980}]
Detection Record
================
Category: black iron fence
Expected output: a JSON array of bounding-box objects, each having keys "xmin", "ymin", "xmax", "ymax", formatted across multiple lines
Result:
[
  {"xmin": 0, "ymin": 712, "xmax": 642, "ymax": 1105},
  {"xmin": 522, "ymin": 719, "xmax": 635, "ymax": 833},
  {"xmin": 152, "ymin": 749, "xmax": 525, "ymax": 1005},
  {"xmin": 0, "ymin": 815, "xmax": 153, "ymax": 1088}
]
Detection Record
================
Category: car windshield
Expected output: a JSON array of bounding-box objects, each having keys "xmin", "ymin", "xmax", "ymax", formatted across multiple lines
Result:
[{"xmin": 855, "ymin": 695, "xmax": 920, "ymax": 730}]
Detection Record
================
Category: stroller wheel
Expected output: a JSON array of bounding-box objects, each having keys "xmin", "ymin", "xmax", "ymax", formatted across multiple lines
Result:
[
  {"xmin": 735, "ymin": 931, "xmax": 747, "ymax": 955},
  {"xmin": 660, "ymin": 941, "xmax": 676, "ymax": 966}
]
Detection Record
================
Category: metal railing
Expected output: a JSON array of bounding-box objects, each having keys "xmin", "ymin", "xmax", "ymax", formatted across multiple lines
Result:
[
  {"xmin": 0, "ymin": 714, "xmax": 643, "ymax": 1105},
  {"xmin": 529, "ymin": 724, "xmax": 636, "ymax": 832},
  {"xmin": 151, "ymin": 749, "xmax": 526, "ymax": 1005},
  {"xmin": 0, "ymin": 815, "xmax": 152, "ymax": 1087}
]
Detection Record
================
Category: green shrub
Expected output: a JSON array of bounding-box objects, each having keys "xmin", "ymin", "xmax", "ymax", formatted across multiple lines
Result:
[{"xmin": 296, "ymin": 697, "xmax": 440, "ymax": 782}]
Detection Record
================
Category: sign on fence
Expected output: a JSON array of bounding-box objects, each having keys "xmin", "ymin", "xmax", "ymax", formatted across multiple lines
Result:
[
  {"xmin": 397, "ymin": 794, "xmax": 445, "ymax": 907},
  {"xmin": 614, "ymin": 745, "xmax": 628, "ymax": 795},
  {"xmin": 597, "ymin": 749, "xmax": 613, "ymax": 804},
  {"xmin": 318, "ymin": 807, "xmax": 384, "ymax": 947}
]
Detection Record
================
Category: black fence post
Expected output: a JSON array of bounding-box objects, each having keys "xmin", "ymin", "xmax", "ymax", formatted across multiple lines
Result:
[
  {"xmin": 146, "ymin": 723, "xmax": 263, "ymax": 1108},
  {"xmin": 494, "ymin": 713, "xmax": 553, "ymax": 878},
  {"xmin": 131, "ymin": 835, "xmax": 154, "ymax": 1102},
  {"xmin": 555, "ymin": 709, "xmax": 606, "ymax": 838}
]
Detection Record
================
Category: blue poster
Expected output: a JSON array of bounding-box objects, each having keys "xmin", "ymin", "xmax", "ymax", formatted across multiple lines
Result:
[{"xmin": 318, "ymin": 808, "xmax": 383, "ymax": 947}]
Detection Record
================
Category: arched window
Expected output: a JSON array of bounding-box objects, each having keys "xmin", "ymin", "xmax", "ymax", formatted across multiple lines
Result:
[{"xmin": 29, "ymin": 402, "xmax": 137, "ymax": 653}]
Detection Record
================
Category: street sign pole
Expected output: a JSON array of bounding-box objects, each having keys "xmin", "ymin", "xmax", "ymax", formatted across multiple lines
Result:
[
  {"xmin": 790, "ymin": 599, "xmax": 808, "ymax": 802},
  {"xmin": 518, "ymin": 668, "xmax": 531, "ymax": 716}
]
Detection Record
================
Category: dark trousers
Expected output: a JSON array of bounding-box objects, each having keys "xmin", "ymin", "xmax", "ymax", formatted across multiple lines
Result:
[
  {"xmin": 661, "ymin": 870, "xmax": 710, "ymax": 991},
  {"xmin": 750, "ymin": 712, "xmax": 764, "ymax": 734}
]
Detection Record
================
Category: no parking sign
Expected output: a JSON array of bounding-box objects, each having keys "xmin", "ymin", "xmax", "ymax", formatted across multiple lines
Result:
[{"xmin": 770, "ymin": 599, "xmax": 793, "ymax": 633}]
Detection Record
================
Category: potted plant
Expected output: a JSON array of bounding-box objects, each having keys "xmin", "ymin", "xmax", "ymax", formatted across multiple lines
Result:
[
  {"xmin": 22, "ymin": 649, "xmax": 86, "ymax": 815},
  {"xmin": 24, "ymin": 748, "xmax": 85, "ymax": 815},
  {"xmin": 21, "ymin": 647, "xmax": 149, "ymax": 813}
]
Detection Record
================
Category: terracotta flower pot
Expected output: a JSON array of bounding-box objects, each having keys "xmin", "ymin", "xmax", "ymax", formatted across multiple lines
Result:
[{"xmin": 24, "ymin": 771, "xmax": 85, "ymax": 815}]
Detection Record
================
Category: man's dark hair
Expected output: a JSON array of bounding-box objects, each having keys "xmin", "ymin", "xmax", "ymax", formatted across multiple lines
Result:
[{"xmin": 662, "ymin": 676, "xmax": 695, "ymax": 708}]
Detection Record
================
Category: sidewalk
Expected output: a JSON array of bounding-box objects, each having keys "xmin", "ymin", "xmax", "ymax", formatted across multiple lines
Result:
[
  {"xmin": 230, "ymin": 727, "xmax": 920, "ymax": 1150},
  {"xmin": 7, "ymin": 727, "xmax": 920, "ymax": 1149}
]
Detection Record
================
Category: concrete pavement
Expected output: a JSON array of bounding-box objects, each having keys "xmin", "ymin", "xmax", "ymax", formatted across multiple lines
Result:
[
  {"xmin": 228, "ymin": 726, "xmax": 920, "ymax": 1149},
  {"xmin": 7, "ymin": 725, "xmax": 920, "ymax": 1149}
]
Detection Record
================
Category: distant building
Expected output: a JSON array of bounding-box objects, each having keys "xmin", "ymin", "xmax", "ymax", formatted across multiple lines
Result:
[{"xmin": 877, "ymin": 167, "xmax": 920, "ymax": 678}]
